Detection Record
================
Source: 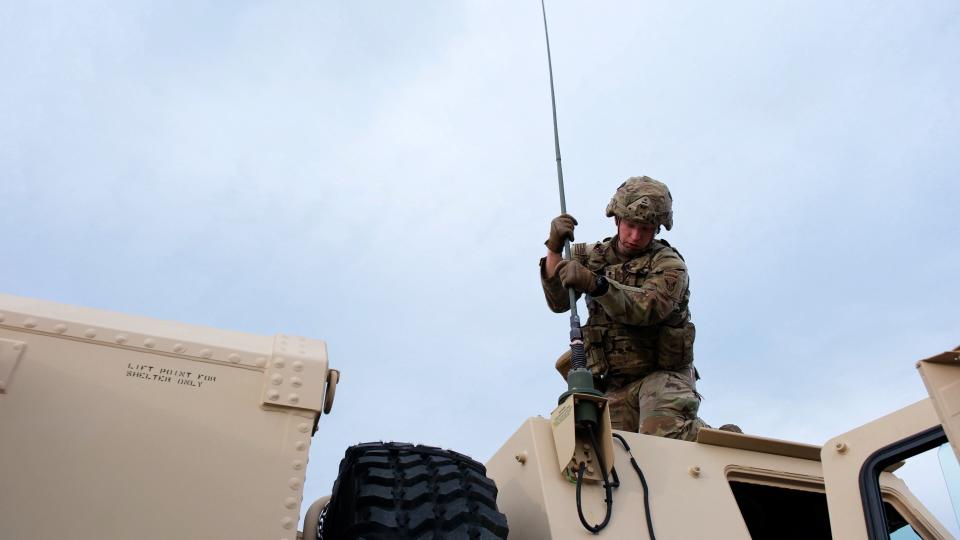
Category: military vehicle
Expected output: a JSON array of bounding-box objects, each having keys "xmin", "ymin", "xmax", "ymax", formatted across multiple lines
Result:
[{"xmin": 1, "ymin": 291, "xmax": 957, "ymax": 539}]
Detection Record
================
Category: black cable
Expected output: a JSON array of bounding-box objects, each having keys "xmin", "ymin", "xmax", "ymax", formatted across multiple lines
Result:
[
  {"xmin": 574, "ymin": 462, "xmax": 593, "ymax": 532},
  {"xmin": 574, "ymin": 426, "xmax": 614, "ymax": 534},
  {"xmin": 589, "ymin": 425, "xmax": 614, "ymax": 526},
  {"xmin": 612, "ymin": 433, "xmax": 656, "ymax": 540}
]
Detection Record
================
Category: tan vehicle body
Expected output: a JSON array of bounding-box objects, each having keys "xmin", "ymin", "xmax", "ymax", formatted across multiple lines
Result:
[
  {"xmin": 488, "ymin": 399, "xmax": 952, "ymax": 539},
  {"xmin": 0, "ymin": 292, "xmax": 956, "ymax": 539}
]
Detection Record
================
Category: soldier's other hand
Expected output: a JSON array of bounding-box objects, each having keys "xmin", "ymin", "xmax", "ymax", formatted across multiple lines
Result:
[
  {"xmin": 546, "ymin": 214, "xmax": 577, "ymax": 253},
  {"xmin": 556, "ymin": 260, "xmax": 597, "ymax": 294}
]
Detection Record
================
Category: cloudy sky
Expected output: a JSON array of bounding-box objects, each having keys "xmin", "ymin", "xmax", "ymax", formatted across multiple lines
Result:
[{"xmin": 2, "ymin": 0, "xmax": 958, "ymax": 533}]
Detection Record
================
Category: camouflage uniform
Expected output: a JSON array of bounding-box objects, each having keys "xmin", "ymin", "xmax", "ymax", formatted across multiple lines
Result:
[{"xmin": 540, "ymin": 177, "xmax": 709, "ymax": 441}]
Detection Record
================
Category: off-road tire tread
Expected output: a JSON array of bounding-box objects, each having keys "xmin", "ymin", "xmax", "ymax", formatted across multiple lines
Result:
[{"xmin": 320, "ymin": 442, "xmax": 508, "ymax": 540}]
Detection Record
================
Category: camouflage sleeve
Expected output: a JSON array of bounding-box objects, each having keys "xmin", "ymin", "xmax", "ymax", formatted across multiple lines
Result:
[
  {"xmin": 593, "ymin": 255, "xmax": 688, "ymax": 326},
  {"xmin": 539, "ymin": 257, "xmax": 579, "ymax": 313}
]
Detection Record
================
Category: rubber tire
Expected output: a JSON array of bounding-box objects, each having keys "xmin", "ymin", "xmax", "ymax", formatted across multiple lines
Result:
[{"xmin": 319, "ymin": 442, "xmax": 509, "ymax": 540}]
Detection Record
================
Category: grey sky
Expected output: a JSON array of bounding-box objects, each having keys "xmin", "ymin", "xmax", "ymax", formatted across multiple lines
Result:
[{"xmin": 2, "ymin": 0, "xmax": 958, "ymax": 532}]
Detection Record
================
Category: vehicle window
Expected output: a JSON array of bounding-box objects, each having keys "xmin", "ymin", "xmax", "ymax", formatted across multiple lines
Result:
[
  {"xmin": 729, "ymin": 481, "xmax": 831, "ymax": 539},
  {"xmin": 882, "ymin": 442, "xmax": 960, "ymax": 538},
  {"xmin": 938, "ymin": 443, "xmax": 960, "ymax": 533},
  {"xmin": 887, "ymin": 501, "xmax": 921, "ymax": 539},
  {"xmin": 861, "ymin": 427, "xmax": 959, "ymax": 539}
]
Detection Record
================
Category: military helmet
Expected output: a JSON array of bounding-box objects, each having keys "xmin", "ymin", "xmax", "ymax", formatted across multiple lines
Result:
[{"xmin": 605, "ymin": 176, "xmax": 674, "ymax": 231}]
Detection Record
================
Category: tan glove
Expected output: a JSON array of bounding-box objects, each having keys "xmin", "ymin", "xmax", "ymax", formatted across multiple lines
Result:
[
  {"xmin": 545, "ymin": 214, "xmax": 577, "ymax": 253},
  {"xmin": 556, "ymin": 259, "xmax": 597, "ymax": 294}
]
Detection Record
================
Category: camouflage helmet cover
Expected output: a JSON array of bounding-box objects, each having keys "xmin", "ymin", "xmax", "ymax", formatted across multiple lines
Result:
[{"xmin": 605, "ymin": 176, "xmax": 674, "ymax": 231}]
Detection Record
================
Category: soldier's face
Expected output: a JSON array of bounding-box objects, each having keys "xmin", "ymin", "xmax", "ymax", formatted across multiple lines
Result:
[{"xmin": 617, "ymin": 218, "xmax": 657, "ymax": 255}]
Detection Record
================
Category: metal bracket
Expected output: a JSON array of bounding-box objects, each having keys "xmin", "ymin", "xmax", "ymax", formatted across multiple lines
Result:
[
  {"xmin": 260, "ymin": 334, "xmax": 329, "ymax": 412},
  {"xmin": 0, "ymin": 338, "xmax": 26, "ymax": 393},
  {"xmin": 550, "ymin": 393, "xmax": 614, "ymax": 482}
]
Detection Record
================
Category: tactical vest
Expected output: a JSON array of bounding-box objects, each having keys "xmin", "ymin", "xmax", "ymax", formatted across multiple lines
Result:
[{"xmin": 573, "ymin": 238, "xmax": 695, "ymax": 383}]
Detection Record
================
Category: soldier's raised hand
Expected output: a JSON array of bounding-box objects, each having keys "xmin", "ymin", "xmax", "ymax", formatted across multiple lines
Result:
[
  {"xmin": 556, "ymin": 260, "xmax": 597, "ymax": 294},
  {"xmin": 545, "ymin": 214, "xmax": 577, "ymax": 253}
]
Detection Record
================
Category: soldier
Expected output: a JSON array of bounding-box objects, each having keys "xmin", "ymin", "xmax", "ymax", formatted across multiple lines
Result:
[{"xmin": 541, "ymin": 176, "xmax": 737, "ymax": 441}]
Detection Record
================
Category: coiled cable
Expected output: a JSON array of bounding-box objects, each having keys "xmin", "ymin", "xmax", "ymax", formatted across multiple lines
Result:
[{"xmin": 574, "ymin": 424, "xmax": 614, "ymax": 533}]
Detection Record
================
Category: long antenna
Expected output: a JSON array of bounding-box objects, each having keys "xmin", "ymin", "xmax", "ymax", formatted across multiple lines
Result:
[
  {"xmin": 540, "ymin": 0, "xmax": 586, "ymax": 372},
  {"xmin": 542, "ymin": 0, "xmax": 569, "ymax": 222},
  {"xmin": 540, "ymin": 5, "xmax": 613, "ymax": 534}
]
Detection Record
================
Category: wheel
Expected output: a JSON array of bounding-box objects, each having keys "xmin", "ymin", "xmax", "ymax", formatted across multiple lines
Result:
[{"xmin": 319, "ymin": 442, "xmax": 509, "ymax": 539}]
